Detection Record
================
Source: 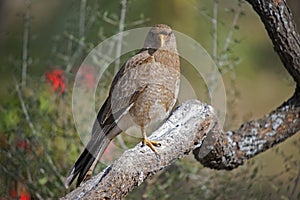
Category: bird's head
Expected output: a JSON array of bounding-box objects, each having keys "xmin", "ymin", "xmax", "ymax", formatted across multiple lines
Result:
[{"xmin": 143, "ymin": 24, "xmax": 177, "ymax": 50}]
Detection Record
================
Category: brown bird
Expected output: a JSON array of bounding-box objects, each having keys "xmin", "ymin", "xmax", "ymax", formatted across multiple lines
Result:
[{"xmin": 65, "ymin": 24, "xmax": 180, "ymax": 188}]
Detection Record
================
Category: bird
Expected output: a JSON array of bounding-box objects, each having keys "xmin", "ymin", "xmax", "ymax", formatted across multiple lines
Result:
[{"xmin": 65, "ymin": 24, "xmax": 180, "ymax": 188}]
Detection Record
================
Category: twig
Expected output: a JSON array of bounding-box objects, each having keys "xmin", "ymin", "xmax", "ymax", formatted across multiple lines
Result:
[
  {"xmin": 218, "ymin": 6, "xmax": 242, "ymax": 67},
  {"xmin": 200, "ymin": 9, "xmax": 213, "ymax": 22},
  {"xmin": 128, "ymin": 18, "xmax": 151, "ymax": 26},
  {"xmin": 65, "ymin": 0, "xmax": 87, "ymax": 73},
  {"xmin": 0, "ymin": 103, "xmax": 6, "ymax": 112},
  {"xmin": 0, "ymin": 162, "xmax": 21, "ymax": 181},
  {"xmin": 103, "ymin": 12, "xmax": 118, "ymax": 25},
  {"xmin": 45, "ymin": 153, "xmax": 66, "ymax": 184},
  {"xmin": 15, "ymin": 80, "xmax": 65, "ymax": 186},
  {"xmin": 79, "ymin": 0, "xmax": 86, "ymax": 38},
  {"xmin": 208, "ymin": 0, "xmax": 219, "ymax": 93},
  {"xmin": 34, "ymin": 192, "xmax": 43, "ymax": 200},
  {"xmin": 290, "ymin": 168, "xmax": 300, "ymax": 199},
  {"xmin": 21, "ymin": 0, "xmax": 31, "ymax": 88},
  {"xmin": 15, "ymin": 82, "xmax": 37, "ymax": 135},
  {"xmin": 222, "ymin": 7, "xmax": 241, "ymax": 56},
  {"xmin": 114, "ymin": 0, "xmax": 128, "ymax": 149},
  {"xmin": 114, "ymin": 0, "xmax": 127, "ymax": 73},
  {"xmin": 212, "ymin": 0, "xmax": 218, "ymax": 61}
]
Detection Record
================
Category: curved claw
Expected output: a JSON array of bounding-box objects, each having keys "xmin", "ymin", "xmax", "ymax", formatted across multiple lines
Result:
[{"xmin": 142, "ymin": 137, "xmax": 161, "ymax": 154}]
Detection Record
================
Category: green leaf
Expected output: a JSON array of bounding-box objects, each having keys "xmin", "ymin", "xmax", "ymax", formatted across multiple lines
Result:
[
  {"xmin": 4, "ymin": 109, "xmax": 20, "ymax": 128},
  {"xmin": 39, "ymin": 94, "xmax": 50, "ymax": 112},
  {"xmin": 38, "ymin": 177, "xmax": 48, "ymax": 185}
]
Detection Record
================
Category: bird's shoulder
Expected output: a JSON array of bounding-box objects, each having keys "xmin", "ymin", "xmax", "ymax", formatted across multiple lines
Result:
[
  {"xmin": 110, "ymin": 48, "xmax": 155, "ymax": 90},
  {"xmin": 97, "ymin": 49, "xmax": 154, "ymax": 128}
]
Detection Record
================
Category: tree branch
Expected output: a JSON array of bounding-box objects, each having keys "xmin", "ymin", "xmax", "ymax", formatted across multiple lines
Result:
[
  {"xmin": 21, "ymin": 0, "xmax": 31, "ymax": 88},
  {"xmin": 246, "ymin": 0, "xmax": 300, "ymax": 85},
  {"xmin": 62, "ymin": 100, "xmax": 217, "ymax": 199},
  {"xmin": 194, "ymin": 90, "xmax": 300, "ymax": 169},
  {"xmin": 195, "ymin": 0, "xmax": 300, "ymax": 170},
  {"xmin": 62, "ymin": 94, "xmax": 300, "ymax": 199}
]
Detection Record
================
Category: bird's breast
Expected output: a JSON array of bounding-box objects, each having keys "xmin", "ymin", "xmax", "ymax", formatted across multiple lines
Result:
[{"xmin": 129, "ymin": 54, "xmax": 180, "ymax": 129}]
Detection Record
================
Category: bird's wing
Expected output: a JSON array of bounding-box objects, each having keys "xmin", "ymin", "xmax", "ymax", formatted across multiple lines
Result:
[
  {"xmin": 65, "ymin": 49, "xmax": 154, "ymax": 188},
  {"xmin": 94, "ymin": 49, "xmax": 155, "ymax": 134}
]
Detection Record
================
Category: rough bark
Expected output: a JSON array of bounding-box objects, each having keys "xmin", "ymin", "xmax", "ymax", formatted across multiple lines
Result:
[
  {"xmin": 62, "ymin": 100, "xmax": 217, "ymax": 199},
  {"xmin": 195, "ymin": 89, "xmax": 300, "ymax": 169},
  {"xmin": 247, "ymin": 0, "xmax": 300, "ymax": 84},
  {"xmin": 287, "ymin": 0, "xmax": 300, "ymax": 32},
  {"xmin": 196, "ymin": 0, "xmax": 300, "ymax": 169},
  {"xmin": 62, "ymin": 0, "xmax": 300, "ymax": 199}
]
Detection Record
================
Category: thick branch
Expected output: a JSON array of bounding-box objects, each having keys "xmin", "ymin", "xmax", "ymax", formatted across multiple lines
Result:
[
  {"xmin": 62, "ymin": 95, "xmax": 300, "ymax": 199},
  {"xmin": 193, "ymin": 0, "xmax": 300, "ymax": 171},
  {"xmin": 194, "ymin": 90, "xmax": 300, "ymax": 169},
  {"xmin": 246, "ymin": 0, "xmax": 300, "ymax": 85},
  {"xmin": 194, "ymin": 0, "xmax": 300, "ymax": 170},
  {"xmin": 62, "ymin": 100, "xmax": 217, "ymax": 199}
]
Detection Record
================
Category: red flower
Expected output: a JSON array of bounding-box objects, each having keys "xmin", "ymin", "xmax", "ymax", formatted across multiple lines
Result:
[
  {"xmin": 45, "ymin": 69, "xmax": 65, "ymax": 94},
  {"xmin": 9, "ymin": 181, "xmax": 30, "ymax": 200},
  {"xmin": 17, "ymin": 140, "xmax": 30, "ymax": 152},
  {"xmin": 9, "ymin": 190, "xmax": 30, "ymax": 200},
  {"xmin": 77, "ymin": 66, "xmax": 96, "ymax": 90},
  {"xmin": 20, "ymin": 194, "xmax": 30, "ymax": 200}
]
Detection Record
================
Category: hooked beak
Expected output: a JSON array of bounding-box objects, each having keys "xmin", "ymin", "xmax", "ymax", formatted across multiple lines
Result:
[{"xmin": 159, "ymin": 34, "xmax": 165, "ymax": 47}]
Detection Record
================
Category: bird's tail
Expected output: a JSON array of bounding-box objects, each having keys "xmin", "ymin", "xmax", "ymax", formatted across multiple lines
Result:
[{"xmin": 64, "ymin": 136, "xmax": 110, "ymax": 188}]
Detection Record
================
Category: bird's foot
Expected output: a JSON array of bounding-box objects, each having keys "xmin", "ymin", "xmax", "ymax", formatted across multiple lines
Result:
[{"xmin": 142, "ymin": 137, "xmax": 161, "ymax": 154}]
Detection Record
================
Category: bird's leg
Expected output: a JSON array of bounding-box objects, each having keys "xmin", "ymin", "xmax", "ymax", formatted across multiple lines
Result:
[{"xmin": 141, "ymin": 127, "xmax": 160, "ymax": 154}]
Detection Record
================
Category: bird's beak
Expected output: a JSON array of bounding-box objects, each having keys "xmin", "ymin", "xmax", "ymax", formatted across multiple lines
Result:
[{"xmin": 159, "ymin": 34, "xmax": 165, "ymax": 47}]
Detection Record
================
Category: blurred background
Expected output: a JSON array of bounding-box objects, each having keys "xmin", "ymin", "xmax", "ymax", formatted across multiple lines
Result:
[{"xmin": 0, "ymin": 0, "xmax": 299, "ymax": 199}]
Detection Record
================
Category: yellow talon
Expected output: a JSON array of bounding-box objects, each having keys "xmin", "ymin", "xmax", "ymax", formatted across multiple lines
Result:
[{"xmin": 142, "ymin": 137, "xmax": 160, "ymax": 154}]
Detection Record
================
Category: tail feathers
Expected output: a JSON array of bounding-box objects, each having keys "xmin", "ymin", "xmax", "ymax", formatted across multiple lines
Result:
[
  {"xmin": 76, "ymin": 152, "xmax": 95, "ymax": 187},
  {"xmin": 64, "ymin": 137, "xmax": 111, "ymax": 188},
  {"xmin": 65, "ymin": 149, "xmax": 94, "ymax": 188}
]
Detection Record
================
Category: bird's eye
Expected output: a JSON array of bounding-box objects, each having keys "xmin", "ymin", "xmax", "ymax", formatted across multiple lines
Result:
[
  {"xmin": 160, "ymin": 31, "xmax": 173, "ymax": 37},
  {"xmin": 160, "ymin": 31, "xmax": 169, "ymax": 35}
]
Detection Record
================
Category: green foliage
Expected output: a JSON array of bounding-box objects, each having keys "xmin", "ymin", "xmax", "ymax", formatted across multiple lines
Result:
[{"xmin": 0, "ymin": 82, "xmax": 79, "ymax": 198}]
